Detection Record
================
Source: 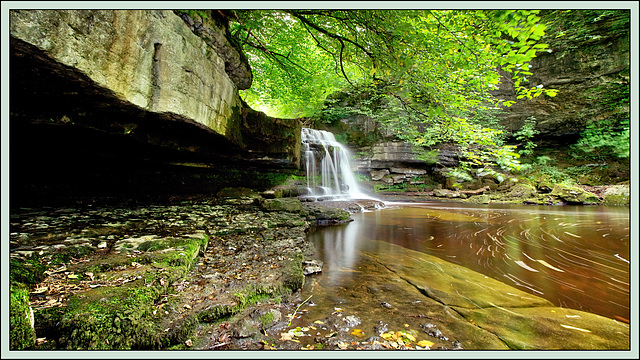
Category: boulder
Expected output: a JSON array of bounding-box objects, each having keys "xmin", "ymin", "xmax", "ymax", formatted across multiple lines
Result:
[
  {"xmin": 369, "ymin": 169, "xmax": 390, "ymax": 181},
  {"xmin": 507, "ymin": 183, "xmax": 538, "ymax": 199},
  {"xmin": 550, "ymin": 184, "xmax": 600, "ymax": 204},
  {"xmin": 602, "ymin": 184, "xmax": 630, "ymax": 205},
  {"xmin": 467, "ymin": 195, "xmax": 491, "ymax": 204},
  {"xmin": 302, "ymin": 260, "xmax": 323, "ymax": 275},
  {"xmin": 260, "ymin": 198, "xmax": 303, "ymax": 213}
]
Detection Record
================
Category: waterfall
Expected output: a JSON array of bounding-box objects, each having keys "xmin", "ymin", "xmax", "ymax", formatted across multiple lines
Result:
[{"xmin": 301, "ymin": 128, "xmax": 372, "ymax": 200}]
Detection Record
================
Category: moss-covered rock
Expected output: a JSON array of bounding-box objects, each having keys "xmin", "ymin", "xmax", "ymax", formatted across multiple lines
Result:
[
  {"xmin": 38, "ymin": 234, "xmax": 210, "ymax": 350},
  {"xmin": 602, "ymin": 184, "xmax": 630, "ymax": 206},
  {"xmin": 466, "ymin": 194, "xmax": 491, "ymax": 204},
  {"xmin": 507, "ymin": 183, "xmax": 538, "ymax": 198},
  {"xmin": 260, "ymin": 198, "xmax": 303, "ymax": 213},
  {"xmin": 551, "ymin": 184, "xmax": 600, "ymax": 204},
  {"xmin": 302, "ymin": 204, "xmax": 352, "ymax": 225},
  {"xmin": 10, "ymin": 283, "xmax": 36, "ymax": 350},
  {"xmin": 536, "ymin": 177, "xmax": 555, "ymax": 193}
]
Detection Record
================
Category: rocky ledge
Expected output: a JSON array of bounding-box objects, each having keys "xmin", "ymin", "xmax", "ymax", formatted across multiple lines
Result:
[{"xmin": 8, "ymin": 190, "xmax": 356, "ymax": 350}]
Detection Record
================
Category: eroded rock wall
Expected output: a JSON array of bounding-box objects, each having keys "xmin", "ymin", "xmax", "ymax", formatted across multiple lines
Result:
[
  {"xmin": 9, "ymin": 9, "xmax": 301, "ymax": 206},
  {"xmin": 493, "ymin": 10, "xmax": 630, "ymax": 139},
  {"xmin": 10, "ymin": 10, "xmax": 243, "ymax": 139},
  {"xmin": 9, "ymin": 9, "xmax": 300, "ymax": 165}
]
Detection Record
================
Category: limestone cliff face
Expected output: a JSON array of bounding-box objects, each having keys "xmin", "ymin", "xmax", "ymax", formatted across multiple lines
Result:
[
  {"xmin": 9, "ymin": 9, "xmax": 300, "ymax": 166},
  {"xmin": 493, "ymin": 11, "xmax": 630, "ymax": 139}
]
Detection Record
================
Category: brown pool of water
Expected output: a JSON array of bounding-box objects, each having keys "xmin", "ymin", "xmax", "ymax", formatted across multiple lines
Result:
[{"xmin": 306, "ymin": 202, "xmax": 630, "ymax": 324}]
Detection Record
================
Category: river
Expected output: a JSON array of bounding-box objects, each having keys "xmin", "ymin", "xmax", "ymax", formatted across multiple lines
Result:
[{"xmin": 305, "ymin": 201, "xmax": 630, "ymax": 325}]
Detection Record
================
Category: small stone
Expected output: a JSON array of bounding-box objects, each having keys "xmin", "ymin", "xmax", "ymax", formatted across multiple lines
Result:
[
  {"xmin": 343, "ymin": 315, "xmax": 361, "ymax": 328},
  {"xmin": 185, "ymin": 339, "xmax": 193, "ymax": 347},
  {"xmin": 302, "ymin": 260, "xmax": 323, "ymax": 275}
]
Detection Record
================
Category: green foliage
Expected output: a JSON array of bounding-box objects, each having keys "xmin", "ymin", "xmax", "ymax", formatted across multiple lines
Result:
[
  {"xmin": 374, "ymin": 182, "xmax": 408, "ymax": 193},
  {"xmin": 230, "ymin": 10, "xmax": 557, "ymax": 119},
  {"xmin": 513, "ymin": 117, "xmax": 539, "ymax": 157},
  {"xmin": 572, "ymin": 119, "xmax": 630, "ymax": 159}
]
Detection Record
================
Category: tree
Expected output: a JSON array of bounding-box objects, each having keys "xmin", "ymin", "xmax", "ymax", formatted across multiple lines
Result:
[{"xmin": 227, "ymin": 9, "xmax": 558, "ymax": 176}]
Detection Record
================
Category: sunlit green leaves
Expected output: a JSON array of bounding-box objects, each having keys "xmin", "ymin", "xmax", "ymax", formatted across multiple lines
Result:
[{"xmin": 230, "ymin": 9, "xmax": 555, "ymax": 118}]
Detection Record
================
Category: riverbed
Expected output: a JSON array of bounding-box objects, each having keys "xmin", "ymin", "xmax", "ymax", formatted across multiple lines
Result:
[
  {"xmin": 8, "ymin": 197, "xmax": 631, "ymax": 351},
  {"xmin": 276, "ymin": 200, "xmax": 630, "ymax": 350}
]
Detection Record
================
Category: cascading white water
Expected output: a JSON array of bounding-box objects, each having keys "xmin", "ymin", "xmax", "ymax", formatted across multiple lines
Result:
[{"xmin": 301, "ymin": 128, "xmax": 372, "ymax": 200}]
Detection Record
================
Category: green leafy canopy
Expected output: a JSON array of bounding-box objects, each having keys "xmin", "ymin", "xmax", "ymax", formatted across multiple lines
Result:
[
  {"xmin": 226, "ymin": 9, "xmax": 561, "ymax": 176},
  {"xmin": 229, "ymin": 9, "xmax": 554, "ymax": 117}
]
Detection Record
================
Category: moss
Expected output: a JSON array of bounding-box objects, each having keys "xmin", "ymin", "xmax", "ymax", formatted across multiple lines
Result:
[
  {"xmin": 282, "ymin": 253, "xmax": 305, "ymax": 291},
  {"xmin": 10, "ymin": 283, "xmax": 36, "ymax": 350},
  {"xmin": 466, "ymin": 194, "xmax": 491, "ymax": 204},
  {"xmin": 551, "ymin": 184, "xmax": 600, "ymax": 204},
  {"xmin": 55, "ymin": 283, "xmax": 166, "ymax": 350},
  {"xmin": 37, "ymin": 235, "xmax": 209, "ymax": 350},
  {"xmin": 10, "ymin": 256, "xmax": 48, "ymax": 285},
  {"xmin": 50, "ymin": 245, "xmax": 96, "ymax": 264},
  {"xmin": 198, "ymin": 305, "xmax": 235, "ymax": 323},
  {"xmin": 602, "ymin": 194, "xmax": 629, "ymax": 206},
  {"xmin": 259, "ymin": 311, "xmax": 275, "ymax": 328},
  {"xmin": 260, "ymin": 198, "xmax": 303, "ymax": 213},
  {"xmin": 507, "ymin": 184, "xmax": 537, "ymax": 198}
]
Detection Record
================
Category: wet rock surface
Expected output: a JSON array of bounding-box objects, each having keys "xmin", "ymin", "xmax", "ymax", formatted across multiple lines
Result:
[
  {"xmin": 8, "ymin": 196, "xmax": 629, "ymax": 351},
  {"xmin": 9, "ymin": 196, "xmax": 322, "ymax": 350}
]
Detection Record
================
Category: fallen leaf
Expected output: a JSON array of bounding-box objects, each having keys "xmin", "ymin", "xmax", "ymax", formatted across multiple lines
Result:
[
  {"xmin": 185, "ymin": 339, "xmax": 193, "ymax": 347},
  {"xmin": 218, "ymin": 333, "xmax": 229, "ymax": 343},
  {"xmin": 417, "ymin": 340, "xmax": 434, "ymax": 347},
  {"xmin": 351, "ymin": 329, "xmax": 365, "ymax": 337},
  {"xmin": 403, "ymin": 331, "xmax": 416, "ymax": 342},
  {"xmin": 281, "ymin": 332, "xmax": 294, "ymax": 341},
  {"xmin": 183, "ymin": 304, "xmax": 192, "ymax": 310}
]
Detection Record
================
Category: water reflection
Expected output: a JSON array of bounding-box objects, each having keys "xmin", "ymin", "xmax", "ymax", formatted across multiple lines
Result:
[{"xmin": 308, "ymin": 202, "xmax": 630, "ymax": 322}]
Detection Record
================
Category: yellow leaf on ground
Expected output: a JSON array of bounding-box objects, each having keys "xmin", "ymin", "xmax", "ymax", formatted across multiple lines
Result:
[
  {"xmin": 351, "ymin": 329, "xmax": 365, "ymax": 337},
  {"xmin": 417, "ymin": 340, "xmax": 434, "ymax": 347}
]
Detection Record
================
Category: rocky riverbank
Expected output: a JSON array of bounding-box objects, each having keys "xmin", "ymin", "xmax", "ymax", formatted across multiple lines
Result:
[
  {"xmin": 363, "ymin": 182, "xmax": 630, "ymax": 206},
  {"xmin": 9, "ymin": 189, "xmax": 365, "ymax": 350},
  {"xmin": 9, "ymin": 187, "xmax": 629, "ymax": 352}
]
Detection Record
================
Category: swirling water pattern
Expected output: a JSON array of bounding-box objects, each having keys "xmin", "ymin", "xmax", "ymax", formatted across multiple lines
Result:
[{"xmin": 310, "ymin": 202, "xmax": 630, "ymax": 322}]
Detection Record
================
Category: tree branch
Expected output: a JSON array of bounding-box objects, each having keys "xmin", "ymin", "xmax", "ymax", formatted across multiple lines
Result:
[
  {"xmin": 427, "ymin": 10, "xmax": 480, "ymax": 64},
  {"xmin": 286, "ymin": 11, "xmax": 376, "ymax": 63}
]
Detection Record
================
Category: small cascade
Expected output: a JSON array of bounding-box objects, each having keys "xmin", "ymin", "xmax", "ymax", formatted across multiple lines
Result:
[{"xmin": 301, "ymin": 128, "xmax": 372, "ymax": 200}]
